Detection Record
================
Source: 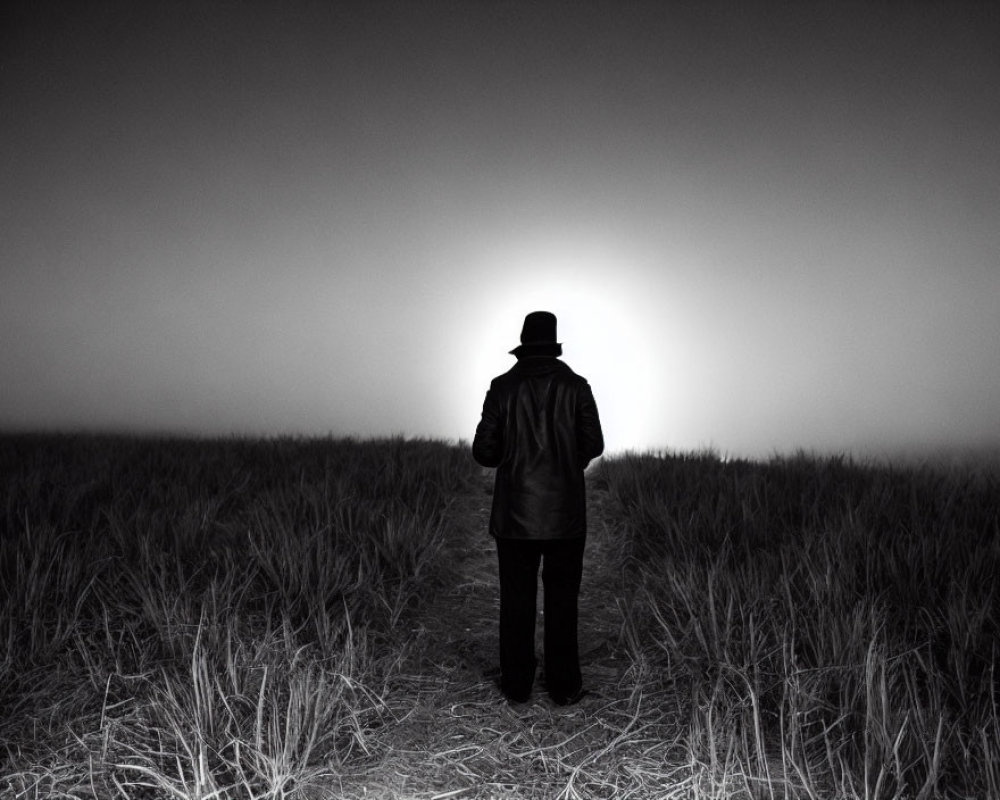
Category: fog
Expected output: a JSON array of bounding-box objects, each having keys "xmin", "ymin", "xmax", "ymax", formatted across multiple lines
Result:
[{"xmin": 2, "ymin": 1, "xmax": 998, "ymax": 459}]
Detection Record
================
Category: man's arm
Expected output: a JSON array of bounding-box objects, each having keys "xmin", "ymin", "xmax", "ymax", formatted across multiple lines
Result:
[
  {"xmin": 577, "ymin": 382, "xmax": 604, "ymax": 466},
  {"xmin": 472, "ymin": 383, "xmax": 504, "ymax": 468}
]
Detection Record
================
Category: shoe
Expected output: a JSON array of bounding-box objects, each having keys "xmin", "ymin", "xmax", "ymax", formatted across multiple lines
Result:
[
  {"xmin": 493, "ymin": 675, "xmax": 530, "ymax": 704},
  {"xmin": 550, "ymin": 688, "xmax": 589, "ymax": 706}
]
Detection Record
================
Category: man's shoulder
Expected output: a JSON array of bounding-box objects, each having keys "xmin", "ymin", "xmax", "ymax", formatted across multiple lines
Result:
[{"xmin": 496, "ymin": 358, "xmax": 590, "ymax": 385}]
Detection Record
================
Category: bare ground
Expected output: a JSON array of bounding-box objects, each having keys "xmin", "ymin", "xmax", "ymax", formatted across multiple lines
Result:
[{"xmin": 333, "ymin": 472, "xmax": 686, "ymax": 800}]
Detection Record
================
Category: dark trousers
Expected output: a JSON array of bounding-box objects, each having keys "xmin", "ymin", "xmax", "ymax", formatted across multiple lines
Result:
[{"xmin": 495, "ymin": 536, "xmax": 585, "ymax": 702}]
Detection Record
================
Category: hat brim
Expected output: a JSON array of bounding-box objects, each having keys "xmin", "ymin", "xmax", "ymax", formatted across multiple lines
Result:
[{"xmin": 509, "ymin": 342, "xmax": 562, "ymax": 357}]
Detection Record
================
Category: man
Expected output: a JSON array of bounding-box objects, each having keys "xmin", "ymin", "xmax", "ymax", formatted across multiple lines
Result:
[{"xmin": 472, "ymin": 310, "xmax": 604, "ymax": 705}]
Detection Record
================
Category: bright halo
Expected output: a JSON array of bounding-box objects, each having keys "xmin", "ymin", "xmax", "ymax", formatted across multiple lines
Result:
[{"xmin": 450, "ymin": 237, "xmax": 665, "ymax": 454}]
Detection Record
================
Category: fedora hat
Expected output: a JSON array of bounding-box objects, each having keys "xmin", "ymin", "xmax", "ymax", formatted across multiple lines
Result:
[{"xmin": 509, "ymin": 311, "xmax": 563, "ymax": 357}]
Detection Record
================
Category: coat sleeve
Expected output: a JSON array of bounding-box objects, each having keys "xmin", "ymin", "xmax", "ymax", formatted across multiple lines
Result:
[
  {"xmin": 576, "ymin": 381, "xmax": 605, "ymax": 467},
  {"xmin": 472, "ymin": 383, "xmax": 504, "ymax": 468}
]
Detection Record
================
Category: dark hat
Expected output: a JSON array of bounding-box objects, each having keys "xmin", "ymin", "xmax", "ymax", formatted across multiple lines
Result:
[{"xmin": 509, "ymin": 311, "xmax": 563, "ymax": 357}]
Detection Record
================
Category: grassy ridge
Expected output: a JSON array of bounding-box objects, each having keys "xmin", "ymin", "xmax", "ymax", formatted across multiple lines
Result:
[
  {"xmin": 597, "ymin": 451, "xmax": 1000, "ymax": 797},
  {"xmin": 1, "ymin": 434, "xmax": 476, "ymax": 799}
]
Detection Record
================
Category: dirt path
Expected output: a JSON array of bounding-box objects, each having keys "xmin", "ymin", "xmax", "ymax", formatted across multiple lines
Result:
[{"xmin": 337, "ymin": 471, "xmax": 671, "ymax": 800}]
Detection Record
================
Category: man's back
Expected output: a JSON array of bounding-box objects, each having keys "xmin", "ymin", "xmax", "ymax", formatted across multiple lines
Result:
[{"xmin": 473, "ymin": 356, "xmax": 604, "ymax": 540}]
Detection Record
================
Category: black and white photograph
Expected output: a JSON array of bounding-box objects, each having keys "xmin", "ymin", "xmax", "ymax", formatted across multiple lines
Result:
[{"xmin": 2, "ymin": 1, "xmax": 999, "ymax": 797}]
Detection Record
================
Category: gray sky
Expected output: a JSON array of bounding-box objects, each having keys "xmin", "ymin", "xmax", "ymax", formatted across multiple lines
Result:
[{"xmin": 2, "ymin": 1, "xmax": 998, "ymax": 458}]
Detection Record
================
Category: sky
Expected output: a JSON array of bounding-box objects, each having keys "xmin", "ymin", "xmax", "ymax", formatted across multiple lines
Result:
[{"xmin": 2, "ymin": 1, "xmax": 998, "ymax": 460}]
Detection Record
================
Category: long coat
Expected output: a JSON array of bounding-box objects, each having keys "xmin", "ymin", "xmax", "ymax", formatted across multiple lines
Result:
[{"xmin": 472, "ymin": 356, "xmax": 604, "ymax": 540}]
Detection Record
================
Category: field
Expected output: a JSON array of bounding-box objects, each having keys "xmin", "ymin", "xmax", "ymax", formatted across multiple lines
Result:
[{"xmin": 1, "ymin": 435, "xmax": 998, "ymax": 799}]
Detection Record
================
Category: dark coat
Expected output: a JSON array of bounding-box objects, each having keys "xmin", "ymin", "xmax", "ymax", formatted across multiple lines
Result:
[{"xmin": 472, "ymin": 356, "xmax": 604, "ymax": 540}]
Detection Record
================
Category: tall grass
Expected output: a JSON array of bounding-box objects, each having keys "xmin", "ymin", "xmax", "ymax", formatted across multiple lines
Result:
[
  {"xmin": 597, "ymin": 451, "xmax": 1000, "ymax": 798},
  {"xmin": 5, "ymin": 435, "xmax": 999, "ymax": 798},
  {"xmin": 1, "ymin": 434, "xmax": 476, "ymax": 799}
]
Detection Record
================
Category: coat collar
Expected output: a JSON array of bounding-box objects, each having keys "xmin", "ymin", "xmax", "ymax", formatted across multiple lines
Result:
[{"xmin": 509, "ymin": 356, "xmax": 571, "ymax": 376}]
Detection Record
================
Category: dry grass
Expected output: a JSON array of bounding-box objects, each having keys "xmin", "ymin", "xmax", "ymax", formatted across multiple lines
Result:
[
  {"xmin": 597, "ymin": 450, "xmax": 1000, "ymax": 799},
  {"xmin": 1, "ymin": 435, "xmax": 471, "ymax": 799},
  {"xmin": 2, "ymin": 436, "xmax": 998, "ymax": 798}
]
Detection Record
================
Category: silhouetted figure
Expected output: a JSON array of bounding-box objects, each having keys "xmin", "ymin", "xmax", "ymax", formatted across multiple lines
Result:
[{"xmin": 473, "ymin": 311, "xmax": 604, "ymax": 705}]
